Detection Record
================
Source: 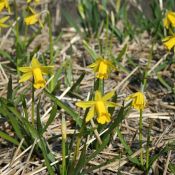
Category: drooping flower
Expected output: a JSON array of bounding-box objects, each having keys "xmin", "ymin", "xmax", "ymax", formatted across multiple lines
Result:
[
  {"xmin": 163, "ymin": 11, "xmax": 175, "ymax": 29},
  {"xmin": 88, "ymin": 58, "xmax": 116, "ymax": 79},
  {"xmin": 76, "ymin": 91, "xmax": 118, "ymax": 124},
  {"xmin": 24, "ymin": 7, "xmax": 43, "ymax": 27},
  {"xmin": 162, "ymin": 35, "xmax": 175, "ymax": 50},
  {"xmin": 0, "ymin": 0, "xmax": 10, "ymax": 13},
  {"xmin": 25, "ymin": 13, "xmax": 40, "ymax": 25},
  {"xmin": 18, "ymin": 57, "xmax": 54, "ymax": 89},
  {"xmin": 0, "ymin": 16, "xmax": 9, "ymax": 28},
  {"xmin": 126, "ymin": 92, "xmax": 146, "ymax": 111}
]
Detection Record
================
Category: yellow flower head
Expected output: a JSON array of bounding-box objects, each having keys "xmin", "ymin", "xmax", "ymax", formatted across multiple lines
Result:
[
  {"xmin": 88, "ymin": 58, "xmax": 116, "ymax": 79},
  {"xmin": 0, "ymin": 16, "xmax": 9, "ymax": 28},
  {"xmin": 126, "ymin": 92, "xmax": 146, "ymax": 111},
  {"xmin": 76, "ymin": 91, "xmax": 119, "ymax": 124},
  {"xmin": 24, "ymin": 13, "xmax": 40, "ymax": 26},
  {"xmin": 24, "ymin": 7, "xmax": 43, "ymax": 27},
  {"xmin": 162, "ymin": 35, "xmax": 175, "ymax": 50},
  {"xmin": 0, "ymin": 0, "xmax": 10, "ymax": 13},
  {"xmin": 18, "ymin": 57, "xmax": 54, "ymax": 89},
  {"xmin": 163, "ymin": 11, "xmax": 175, "ymax": 29}
]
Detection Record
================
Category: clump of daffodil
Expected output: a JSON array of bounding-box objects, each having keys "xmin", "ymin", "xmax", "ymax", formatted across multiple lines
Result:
[
  {"xmin": 18, "ymin": 57, "xmax": 54, "ymax": 89},
  {"xmin": 162, "ymin": 35, "xmax": 175, "ymax": 51},
  {"xmin": 126, "ymin": 91, "xmax": 146, "ymax": 111},
  {"xmin": 163, "ymin": 11, "xmax": 175, "ymax": 29},
  {"xmin": 0, "ymin": 0, "xmax": 10, "ymax": 13},
  {"xmin": 0, "ymin": 16, "xmax": 9, "ymax": 28},
  {"xmin": 88, "ymin": 58, "xmax": 116, "ymax": 79},
  {"xmin": 76, "ymin": 91, "xmax": 118, "ymax": 124},
  {"xmin": 24, "ymin": 7, "xmax": 43, "ymax": 27}
]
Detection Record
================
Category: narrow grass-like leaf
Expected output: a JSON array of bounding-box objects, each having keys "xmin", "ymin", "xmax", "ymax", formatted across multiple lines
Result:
[
  {"xmin": 37, "ymin": 99, "xmax": 43, "ymax": 135},
  {"xmin": 39, "ymin": 137, "xmax": 55, "ymax": 175},
  {"xmin": 117, "ymin": 44, "xmax": 127, "ymax": 61},
  {"xmin": 70, "ymin": 72, "xmax": 85, "ymax": 92},
  {"xmin": 7, "ymin": 75, "xmax": 12, "ymax": 101},
  {"xmin": 0, "ymin": 50, "xmax": 15, "ymax": 66},
  {"xmin": 0, "ymin": 98, "xmax": 24, "ymax": 140},
  {"xmin": 74, "ymin": 138, "xmax": 87, "ymax": 174},
  {"xmin": 44, "ymin": 89, "xmax": 82, "ymax": 126},
  {"xmin": 0, "ymin": 131, "xmax": 19, "ymax": 146},
  {"xmin": 21, "ymin": 95, "xmax": 28, "ymax": 120},
  {"xmin": 83, "ymin": 40, "xmax": 98, "ymax": 61},
  {"xmin": 43, "ymin": 104, "xmax": 57, "ymax": 132},
  {"xmin": 157, "ymin": 73, "xmax": 172, "ymax": 91}
]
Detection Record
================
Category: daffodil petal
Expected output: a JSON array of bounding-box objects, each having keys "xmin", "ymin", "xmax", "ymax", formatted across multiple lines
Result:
[
  {"xmin": 18, "ymin": 66, "xmax": 32, "ymax": 73},
  {"xmin": 0, "ymin": 23, "xmax": 8, "ymax": 28},
  {"xmin": 31, "ymin": 57, "xmax": 41, "ymax": 68},
  {"xmin": 76, "ymin": 101, "xmax": 95, "ymax": 109},
  {"xmin": 40, "ymin": 66, "xmax": 54, "ymax": 74},
  {"xmin": 102, "ymin": 91, "xmax": 115, "ymax": 101},
  {"xmin": 163, "ymin": 36, "xmax": 175, "ymax": 50},
  {"xmin": 95, "ymin": 91, "xmax": 102, "ymax": 101},
  {"xmin": 85, "ymin": 106, "xmax": 95, "ymax": 122},
  {"xmin": 0, "ymin": 16, "xmax": 9, "ymax": 23},
  {"xmin": 106, "ymin": 101, "xmax": 119, "ymax": 107},
  {"xmin": 19, "ymin": 72, "xmax": 32, "ymax": 83}
]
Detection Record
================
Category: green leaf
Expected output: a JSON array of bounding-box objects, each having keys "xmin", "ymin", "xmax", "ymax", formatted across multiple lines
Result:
[
  {"xmin": 37, "ymin": 99, "xmax": 43, "ymax": 135},
  {"xmin": 157, "ymin": 73, "xmax": 172, "ymax": 91},
  {"xmin": 7, "ymin": 75, "xmax": 13, "ymax": 101},
  {"xmin": 117, "ymin": 44, "xmax": 127, "ymax": 61},
  {"xmin": 83, "ymin": 40, "xmax": 98, "ymax": 61},
  {"xmin": 44, "ymin": 89, "xmax": 82, "ymax": 127},
  {"xmin": 39, "ymin": 137, "xmax": 55, "ymax": 175},
  {"xmin": 0, "ymin": 50, "xmax": 15, "ymax": 66},
  {"xmin": 74, "ymin": 138, "xmax": 87, "ymax": 174},
  {"xmin": 43, "ymin": 104, "xmax": 57, "ymax": 133},
  {"xmin": 70, "ymin": 72, "xmax": 85, "ymax": 92},
  {"xmin": 0, "ymin": 131, "xmax": 19, "ymax": 146},
  {"xmin": 0, "ymin": 98, "xmax": 24, "ymax": 140}
]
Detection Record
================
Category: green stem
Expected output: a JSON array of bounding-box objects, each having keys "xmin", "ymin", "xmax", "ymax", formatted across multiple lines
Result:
[
  {"xmin": 62, "ymin": 138, "xmax": 66, "ymax": 175},
  {"xmin": 146, "ymin": 121, "xmax": 151, "ymax": 174},
  {"xmin": 139, "ymin": 109, "xmax": 143, "ymax": 165},
  {"xmin": 48, "ymin": 12, "xmax": 54, "ymax": 64},
  {"xmin": 98, "ymin": 79, "xmax": 104, "ymax": 95},
  {"xmin": 70, "ymin": 119, "xmax": 86, "ymax": 174},
  {"xmin": 32, "ymin": 85, "xmax": 35, "ymax": 126}
]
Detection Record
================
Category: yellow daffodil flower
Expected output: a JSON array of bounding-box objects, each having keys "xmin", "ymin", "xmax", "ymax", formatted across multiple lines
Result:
[
  {"xmin": 88, "ymin": 58, "xmax": 116, "ymax": 79},
  {"xmin": 27, "ymin": 0, "xmax": 40, "ymax": 3},
  {"xmin": 24, "ymin": 13, "xmax": 40, "ymax": 25},
  {"xmin": 0, "ymin": 0, "xmax": 10, "ymax": 13},
  {"xmin": 24, "ymin": 7, "xmax": 43, "ymax": 27},
  {"xmin": 0, "ymin": 16, "xmax": 9, "ymax": 28},
  {"xmin": 126, "ymin": 92, "xmax": 146, "ymax": 111},
  {"xmin": 162, "ymin": 35, "xmax": 175, "ymax": 50},
  {"xmin": 163, "ymin": 11, "xmax": 175, "ymax": 29},
  {"xmin": 18, "ymin": 57, "xmax": 54, "ymax": 89},
  {"xmin": 76, "ymin": 91, "xmax": 118, "ymax": 124}
]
